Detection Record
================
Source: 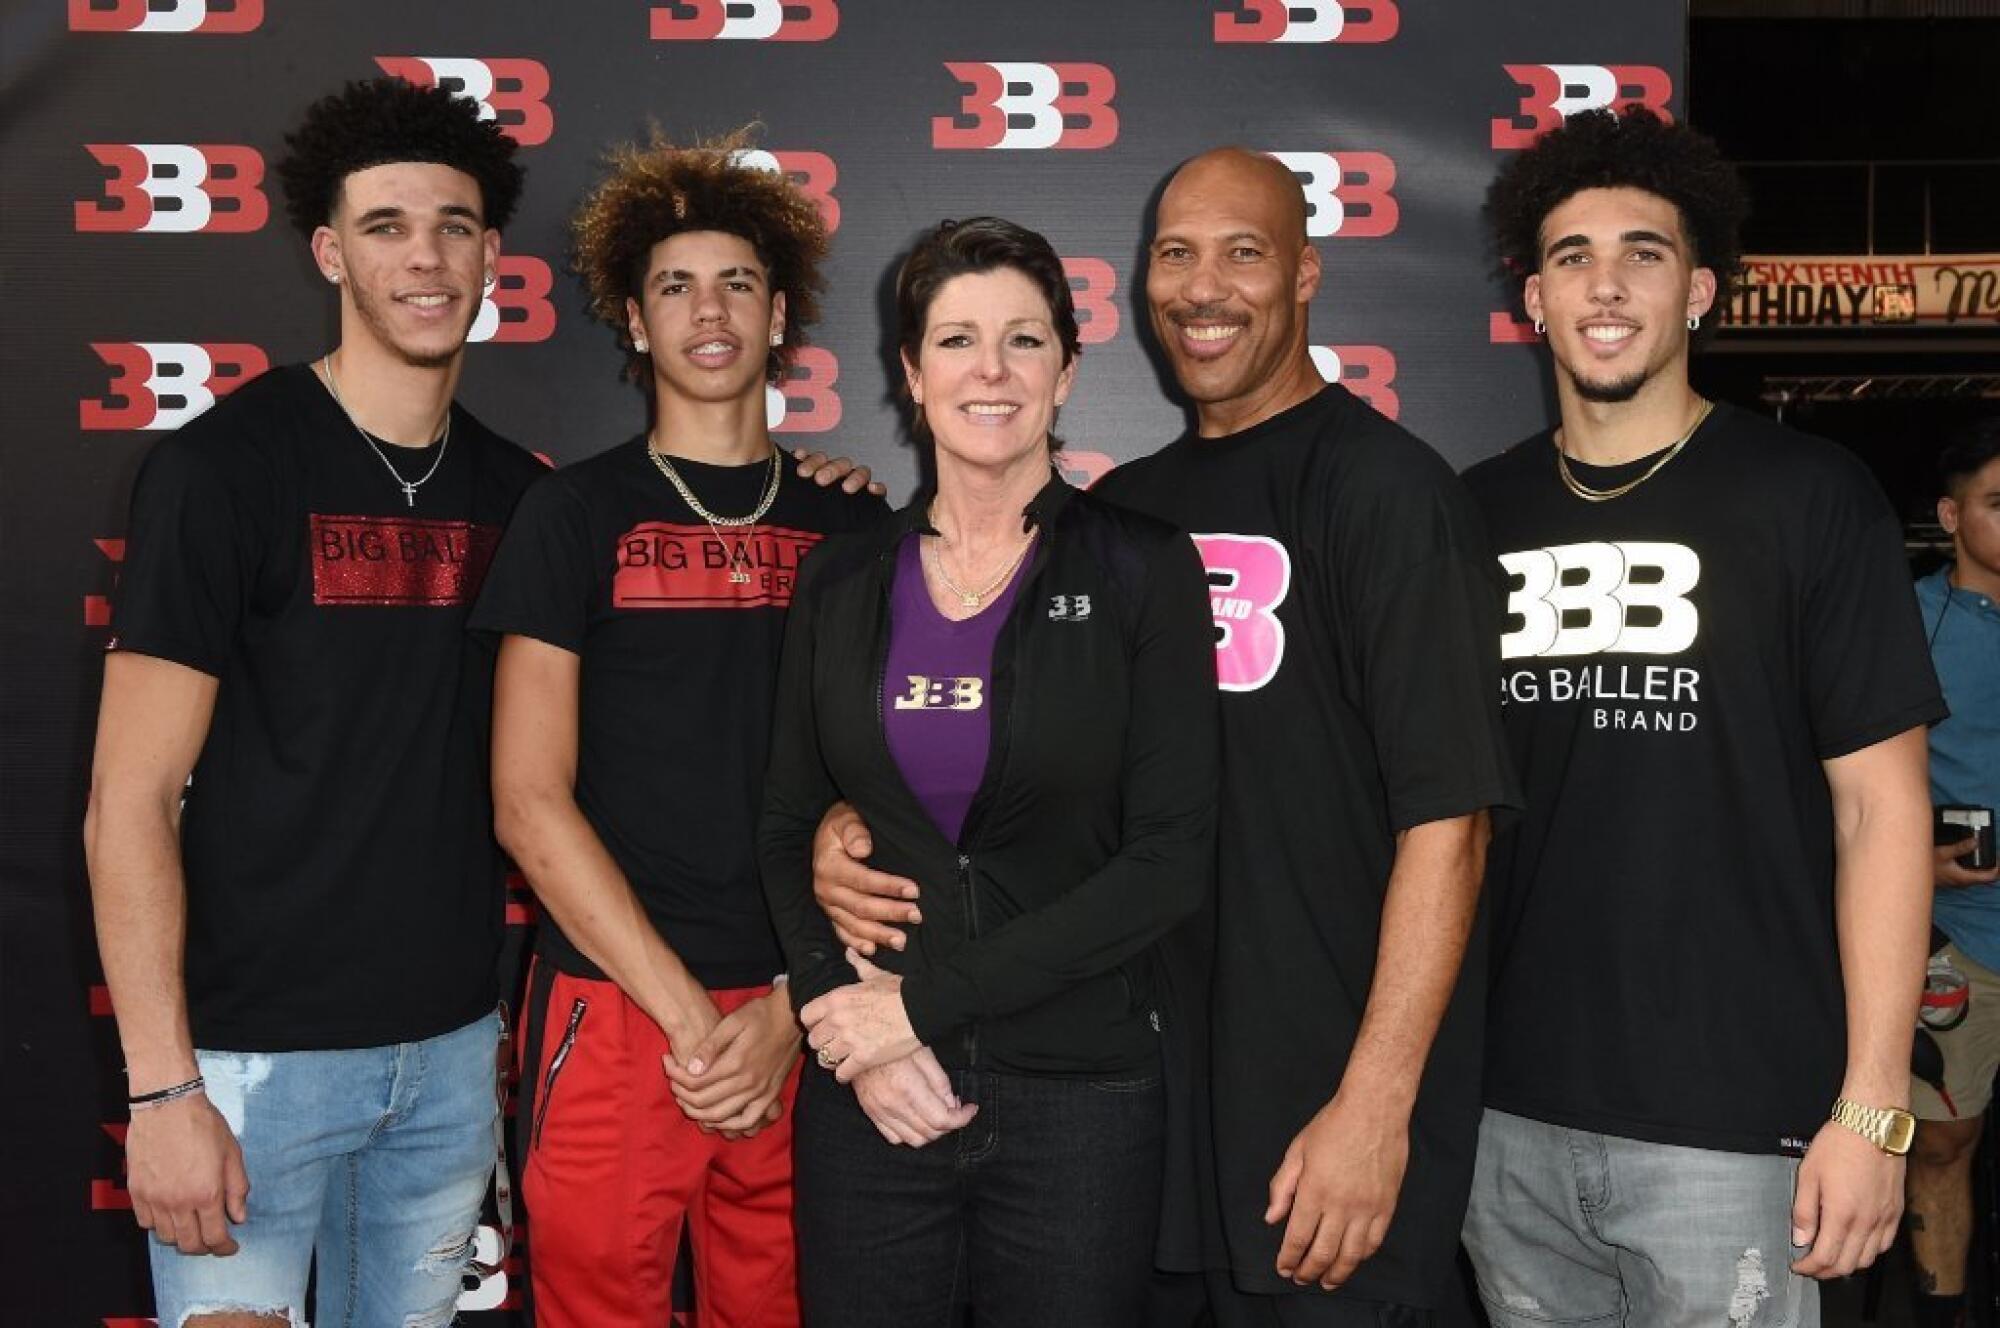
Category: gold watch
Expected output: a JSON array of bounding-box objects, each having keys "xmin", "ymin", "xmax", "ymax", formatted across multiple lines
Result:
[{"xmin": 1828, "ymin": 1098, "xmax": 1916, "ymax": 1155}]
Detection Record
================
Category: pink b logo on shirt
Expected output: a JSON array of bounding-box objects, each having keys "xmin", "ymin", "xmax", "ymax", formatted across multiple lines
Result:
[{"xmin": 1193, "ymin": 534, "xmax": 1291, "ymax": 692}]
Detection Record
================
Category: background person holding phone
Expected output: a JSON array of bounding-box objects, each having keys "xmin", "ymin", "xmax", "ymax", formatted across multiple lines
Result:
[{"xmin": 1906, "ymin": 416, "xmax": 2000, "ymax": 1328}]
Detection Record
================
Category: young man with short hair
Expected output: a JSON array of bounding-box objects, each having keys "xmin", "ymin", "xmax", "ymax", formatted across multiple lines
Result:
[
  {"xmin": 472, "ymin": 134, "xmax": 886, "ymax": 1328},
  {"xmin": 1461, "ymin": 107, "xmax": 1942, "ymax": 1324},
  {"xmin": 84, "ymin": 77, "xmax": 543, "ymax": 1326},
  {"xmin": 1905, "ymin": 419, "xmax": 2000, "ymax": 1328}
]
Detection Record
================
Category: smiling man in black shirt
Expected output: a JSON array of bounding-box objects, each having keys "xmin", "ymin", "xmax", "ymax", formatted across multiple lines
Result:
[{"xmin": 1460, "ymin": 108, "xmax": 1942, "ymax": 1325}]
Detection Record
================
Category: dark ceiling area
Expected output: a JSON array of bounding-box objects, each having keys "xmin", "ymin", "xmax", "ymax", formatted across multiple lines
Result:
[{"xmin": 1686, "ymin": 7, "xmax": 1999, "ymax": 528}]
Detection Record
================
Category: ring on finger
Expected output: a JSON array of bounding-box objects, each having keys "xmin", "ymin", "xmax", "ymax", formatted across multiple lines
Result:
[{"xmin": 816, "ymin": 1047, "xmax": 841, "ymax": 1071}]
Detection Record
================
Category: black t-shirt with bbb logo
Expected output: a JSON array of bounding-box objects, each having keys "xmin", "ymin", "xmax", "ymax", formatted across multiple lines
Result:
[
  {"xmin": 469, "ymin": 437, "xmax": 888, "ymax": 988},
  {"xmin": 1463, "ymin": 402, "xmax": 1945, "ymax": 1155}
]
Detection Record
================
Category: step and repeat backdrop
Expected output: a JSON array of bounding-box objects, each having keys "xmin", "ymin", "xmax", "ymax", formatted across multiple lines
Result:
[{"xmin": 0, "ymin": 1, "xmax": 1680, "ymax": 1320}]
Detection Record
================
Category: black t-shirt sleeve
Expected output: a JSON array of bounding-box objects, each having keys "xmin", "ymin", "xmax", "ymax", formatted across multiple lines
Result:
[
  {"xmin": 757, "ymin": 550, "xmax": 854, "ymax": 1011},
  {"xmin": 110, "ymin": 433, "xmax": 263, "ymax": 676},
  {"xmin": 466, "ymin": 473, "xmax": 598, "ymax": 653},
  {"xmin": 1332, "ymin": 444, "xmax": 1522, "ymax": 829},
  {"xmin": 898, "ymin": 532, "xmax": 1220, "ymax": 1042},
  {"xmin": 1800, "ymin": 467, "xmax": 1945, "ymax": 758}
]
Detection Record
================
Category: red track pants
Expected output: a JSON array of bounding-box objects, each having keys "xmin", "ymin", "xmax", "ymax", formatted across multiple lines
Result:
[{"xmin": 518, "ymin": 963, "xmax": 801, "ymax": 1328}]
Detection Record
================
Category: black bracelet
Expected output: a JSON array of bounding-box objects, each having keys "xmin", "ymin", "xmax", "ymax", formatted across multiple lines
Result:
[{"xmin": 128, "ymin": 1075, "xmax": 205, "ymax": 1109}]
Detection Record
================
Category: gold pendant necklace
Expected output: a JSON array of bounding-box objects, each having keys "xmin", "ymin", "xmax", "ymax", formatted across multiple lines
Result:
[
  {"xmin": 924, "ymin": 526, "xmax": 1034, "ymax": 609},
  {"xmin": 1555, "ymin": 399, "xmax": 1714, "ymax": 503},
  {"xmin": 646, "ymin": 441, "xmax": 780, "ymax": 585}
]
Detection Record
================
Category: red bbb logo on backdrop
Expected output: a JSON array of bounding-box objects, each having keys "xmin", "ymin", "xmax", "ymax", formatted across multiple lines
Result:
[
  {"xmin": 1266, "ymin": 151, "xmax": 1398, "ymax": 238},
  {"xmin": 1490, "ymin": 64, "xmax": 1673, "ymax": 149},
  {"xmin": 767, "ymin": 348, "xmax": 841, "ymax": 434},
  {"xmin": 374, "ymin": 57, "xmax": 555, "ymax": 147},
  {"xmin": 1309, "ymin": 345, "xmax": 1400, "ymax": 418},
  {"xmin": 734, "ymin": 150, "xmax": 841, "ymax": 233},
  {"xmin": 650, "ymin": 0, "xmax": 838, "ymax": 40},
  {"xmin": 469, "ymin": 256, "xmax": 558, "ymax": 344},
  {"xmin": 933, "ymin": 63, "xmax": 1118, "ymax": 150},
  {"xmin": 81, "ymin": 342, "xmax": 269, "ymax": 431},
  {"xmin": 75, "ymin": 144, "xmax": 266, "ymax": 233},
  {"xmin": 1213, "ymin": 0, "xmax": 1399, "ymax": 43},
  {"xmin": 68, "ymin": 0, "xmax": 262, "ymax": 33},
  {"xmin": 1062, "ymin": 258, "xmax": 1120, "ymax": 345}
]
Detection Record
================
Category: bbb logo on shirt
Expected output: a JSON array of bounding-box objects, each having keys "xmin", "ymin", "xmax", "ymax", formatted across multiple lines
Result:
[{"xmin": 1048, "ymin": 594, "xmax": 1092, "ymax": 622}]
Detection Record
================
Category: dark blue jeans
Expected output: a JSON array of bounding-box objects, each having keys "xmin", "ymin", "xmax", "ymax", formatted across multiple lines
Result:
[{"xmin": 794, "ymin": 1061, "xmax": 1165, "ymax": 1328}]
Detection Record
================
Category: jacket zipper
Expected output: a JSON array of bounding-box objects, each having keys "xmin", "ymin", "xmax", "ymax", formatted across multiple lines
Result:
[
  {"xmin": 532, "ymin": 997, "xmax": 588, "ymax": 1150},
  {"xmin": 956, "ymin": 851, "xmax": 979, "ymax": 1068}
]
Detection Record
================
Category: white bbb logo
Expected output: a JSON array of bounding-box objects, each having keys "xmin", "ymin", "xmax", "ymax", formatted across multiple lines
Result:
[
  {"xmin": 1049, "ymin": 594, "xmax": 1092, "ymax": 621},
  {"xmin": 1499, "ymin": 541, "xmax": 1700, "ymax": 659}
]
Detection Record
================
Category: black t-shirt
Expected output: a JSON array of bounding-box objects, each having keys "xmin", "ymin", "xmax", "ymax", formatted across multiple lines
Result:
[
  {"xmin": 468, "ymin": 437, "xmax": 888, "ymax": 988},
  {"xmin": 1096, "ymin": 386, "xmax": 1520, "ymax": 1305},
  {"xmin": 109, "ymin": 362, "xmax": 546, "ymax": 1051},
  {"xmin": 1463, "ymin": 402, "xmax": 1945, "ymax": 1155}
]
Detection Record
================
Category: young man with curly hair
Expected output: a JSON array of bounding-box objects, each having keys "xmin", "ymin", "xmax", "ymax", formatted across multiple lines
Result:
[
  {"xmin": 83, "ymin": 77, "xmax": 545, "ymax": 1326},
  {"xmin": 1460, "ymin": 107, "xmax": 1942, "ymax": 1324},
  {"xmin": 469, "ymin": 133, "xmax": 886, "ymax": 1328}
]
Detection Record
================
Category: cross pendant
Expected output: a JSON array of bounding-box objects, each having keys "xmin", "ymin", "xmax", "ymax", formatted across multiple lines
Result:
[{"xmin": 401, "ymin": 482, "xmax": 418, "ymax": 507}]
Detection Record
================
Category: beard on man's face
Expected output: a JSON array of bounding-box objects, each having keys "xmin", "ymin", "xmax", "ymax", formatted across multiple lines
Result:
[{"xmin": 1569, "ymin": 366, "xmax": 1647, "ymax": 405}]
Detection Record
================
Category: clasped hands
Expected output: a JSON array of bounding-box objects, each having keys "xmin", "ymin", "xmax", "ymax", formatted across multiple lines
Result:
[
  {"xmin": 661, "ymin": 985, "xmax": 800, "ymax": 1140},
  {"xmin": 802, "ymin": 948, "xmax": 977, "ymax": 1146}
]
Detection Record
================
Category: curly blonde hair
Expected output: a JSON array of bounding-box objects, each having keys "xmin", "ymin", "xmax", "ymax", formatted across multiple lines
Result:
[{"xmin": 572, "ymin": 127, "xmax": 827, "ymax": 385}]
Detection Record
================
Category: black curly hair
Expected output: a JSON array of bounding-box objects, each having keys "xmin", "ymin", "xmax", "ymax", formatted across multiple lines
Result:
[
  {"xmin": 572, "ymin": 127, "xmax": 828, "ymax": 387},
  {"xmin": 1484, "ymin": 107, "xmax": 1747, "ymax": 302},
  {"xmin": 275, "ymin": 78, "xmax": 524, "ymax": 235}
]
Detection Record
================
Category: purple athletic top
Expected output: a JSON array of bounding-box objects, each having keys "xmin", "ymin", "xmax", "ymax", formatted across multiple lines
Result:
[{"xmin": 882, "ymin": 532, "xmax": 1033, "ymax": 843}]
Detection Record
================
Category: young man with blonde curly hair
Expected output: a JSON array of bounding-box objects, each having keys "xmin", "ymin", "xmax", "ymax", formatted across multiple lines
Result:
[{"xmin": 468, "ymin": 132, "xmax": 885, "ymax": 1327}]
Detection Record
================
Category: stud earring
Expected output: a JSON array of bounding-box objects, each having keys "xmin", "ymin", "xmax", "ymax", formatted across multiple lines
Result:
[
  {"xmin": 1532, "ymin": 319, "xmax": 1545, "ymax": 335},
  {"xmin": 770, "ymin": 331, "xmax": 784, "ymax": 347},
  {"xmin": 484, "ymin": 270, "xmax": 498, "ymax": 290},
  {"xmin": 1686, "ymin": 315, "xmax": 1701, "ymax": 331},
  {"xmin": 328, "ymin": 271, "xmax": 342, "ymax": 284},
  {"xmin": 634, "ymin": 339, "xmax": 649, "ymax": 354}
]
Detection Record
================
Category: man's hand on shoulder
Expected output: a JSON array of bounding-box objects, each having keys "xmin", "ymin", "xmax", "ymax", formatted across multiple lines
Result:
[
  {"xmin": 1791, "ymin": 1118, "xmax": 1902, "ymax": 1278},
  {"xmin": 127, "ymin": 1090, "xmax": 250, "ymax": 1256},
  {"xmin": 1265, "ymin": 1088, "xmax": 1410, "ymax": 1290},
  {"xmin": 792, "ymin": 448, "xmax": 887, "ymax": 497},
  {"xmin": 813, "ymin": 802, "xmax": 922, "ymax": 954}
]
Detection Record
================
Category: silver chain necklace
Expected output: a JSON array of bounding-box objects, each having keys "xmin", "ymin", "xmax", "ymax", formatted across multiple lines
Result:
[
  {"xmin": 319, "ymin": 356, "xmax": 450, "ymax": 508},
  {"xmin": 645, "ymin": 440, "xmax": 782, "ymax": 585}
]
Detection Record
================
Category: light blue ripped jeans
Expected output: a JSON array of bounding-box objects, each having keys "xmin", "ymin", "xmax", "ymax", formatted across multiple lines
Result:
[
  {"xmin": 149, "ymin": 1009, "xmax": 500, "ymax": 1328},
  {"xmin": 1462, "ymin": 1108, "xmax": 1818, "ymax": 1328}
]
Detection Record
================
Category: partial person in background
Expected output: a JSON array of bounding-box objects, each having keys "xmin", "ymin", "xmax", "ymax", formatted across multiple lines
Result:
[
  {"xmin": 760, "ymin": 215, "xmax": 1219, "ymax": 1328},
  {"xmin": 807, "ymin": 153, "xmax": 1520, "ymax": 1328},
  {"xmin": 1463, "ymin": 107, "xmax": 1941, "ymax": 1326},
  {"xmin": 472, "ymin": 134, "xmax": 885, "ymax": 1328},
  {"xmin": 1906, "ymin": 417, "xmax": 2000, "ymax": 1328},
  {"xmin": 82, "ymin": 78, "xmax": 541, "ymax": 1327}
]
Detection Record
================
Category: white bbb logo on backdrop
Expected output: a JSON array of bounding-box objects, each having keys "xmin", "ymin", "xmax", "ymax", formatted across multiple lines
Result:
[
  {"xmin": 80, "ymin": 342, "xmax": 270, "ymax": 431},
  {"xmin": 75, "ymin": 144, "xmax": 266, "ymax": 234},
  {"xmin": 1490, "ymin": 64, "xmax": 1674, "ymax": 149},
  {"xmin": 374, "ymin": 57, "xmax": 555, "ymax": 147},
  {"xmin": 932, "ymin": 63, "xmax": 1119, "ymax": 150},
  {"xmin": 67, "ymin": 0, "xmax": 262, "ymax": 33},
  {"xmin": 1212, "ymin": 0, "xmax": 1400, "ymax": 44},
  {"xmin": 649, "ymin": 0, "xmax": 838, "ymax": 41},
  {"xmin": 1265, "ymin": 151, "xmax": 1399, "ymax": 238}
]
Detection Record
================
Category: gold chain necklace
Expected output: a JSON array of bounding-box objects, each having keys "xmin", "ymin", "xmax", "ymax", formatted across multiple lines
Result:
[
  {"xmin": 1555, "ymin": 399, "xmax": 1713, "ymax": 503},
  {"xmin": 924, "ymin": 521, "xmax": 1034, "ymax": 610},
  {"xmin": 645, "ymin": 441, "xmax": 781, "ymax": 585}
]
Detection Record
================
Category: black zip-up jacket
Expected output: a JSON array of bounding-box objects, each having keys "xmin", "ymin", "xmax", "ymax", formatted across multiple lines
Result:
[{"xmin": 759, "ymin": 473, "xmax": 1219, "ymax": 1075}]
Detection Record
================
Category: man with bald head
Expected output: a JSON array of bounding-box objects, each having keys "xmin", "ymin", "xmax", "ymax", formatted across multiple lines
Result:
[{"xmin": 810, "ymin": 148, "xmax": 1515, "ymax": 1325}]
